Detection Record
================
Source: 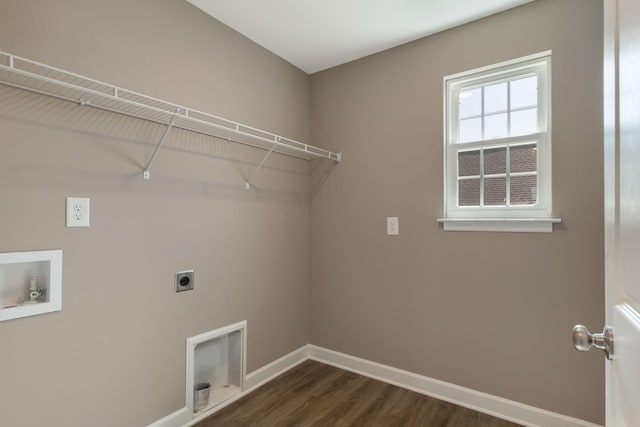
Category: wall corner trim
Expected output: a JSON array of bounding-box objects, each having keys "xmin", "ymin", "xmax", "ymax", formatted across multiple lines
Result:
[{"xmin": 149, "ymin": 344, "xmax": 600, "ymax": 427}]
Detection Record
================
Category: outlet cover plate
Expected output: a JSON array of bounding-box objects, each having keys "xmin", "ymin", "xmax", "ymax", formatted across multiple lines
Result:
[
  {"xmin": 175, "ymin": 270, "xmax": 194, "ymax": 292},
  {"xmin": 66, "ymin": 197, "xmax": 90, "ymax": 227},
  {"xmin": 387, "ymin": 217, "xmax": 399, "ymax": 235}
]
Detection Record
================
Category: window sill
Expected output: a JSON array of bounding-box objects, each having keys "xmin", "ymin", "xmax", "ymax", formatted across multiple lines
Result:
[{"xmin": 436, "ymin": 218, "xmax": 561, "ymax": 233}]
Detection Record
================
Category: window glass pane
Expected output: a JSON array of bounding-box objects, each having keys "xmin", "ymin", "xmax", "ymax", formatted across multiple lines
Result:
[
  {"xmin": 511, "ymin": 144, "xmax": 537, "ymax": 173},
  {"xmin": 510, "ymin": 175, "xmax": 537, "ymax": 205},
  {"xmin": 484, "ymin": 113, "xmax": 508, "ymax": 139},
  {"xmin": 510, "ymin": 76, "xmax": 538, "ymax": 109},
  {"xmin": 459, "ymin": 88, "xmax": 481, "ymax": 119},
  {"xmin": 484, "ymin": 147, "xmax": 506, "ymax": 175},
  {"xmin": 459, "ymin": 117, "xmax": 482, "ymax": 143},
  {"xmin": 458, "ymin": 150, "xmax": 480, "ymax": 177},
  {"xmin": 484, "ymin": 177, "xmax": 506, "ymax": 206},
  {"xmin": 484, "ymin": 82, "xmax": 507, "ymax": 114},
  {"xmin": 458, "ymin": 179, "xmax": 480, "ymax": 206},
  {"xmin": 511, "ymin": 108, "xmax": 537, "ymax": 136}
]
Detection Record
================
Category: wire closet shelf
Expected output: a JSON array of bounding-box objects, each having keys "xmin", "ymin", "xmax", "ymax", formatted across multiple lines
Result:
[{"xmin": 0, "ymin": 51, "xmax": 341, "ymax": 184}]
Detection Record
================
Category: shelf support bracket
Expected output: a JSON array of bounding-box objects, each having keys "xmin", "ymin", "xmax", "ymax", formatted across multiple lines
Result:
[
  {"xmin": 143, "ymin": 114, "xmax": 177, "ymax": 180},
  {"xmin": 245, "ymin": 141, "xmax": 278, "ymax": 190}
]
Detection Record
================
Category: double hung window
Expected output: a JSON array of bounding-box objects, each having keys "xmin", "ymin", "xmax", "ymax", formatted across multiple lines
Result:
[{"xmin": 441, "ymin": 52, "xmax": 556, "ymax": 232}]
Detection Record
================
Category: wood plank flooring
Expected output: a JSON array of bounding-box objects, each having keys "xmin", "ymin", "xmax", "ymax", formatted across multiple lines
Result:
[{"xmin": 194, "ymin": 360, "xmax": 522, "ymax": 427}]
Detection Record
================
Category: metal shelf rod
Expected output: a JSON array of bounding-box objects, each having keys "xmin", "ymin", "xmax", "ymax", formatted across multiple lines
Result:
[
  {"xmin": 1, "ymin": 61, "xmax": 328, "ymax": 157},
  {"xmin": 0, "ymin": 78, "xmax": 320, "ymax": 162},
  {"xmin": 0, "ymin": 51, "xmax": 342, "ymax": 181}
]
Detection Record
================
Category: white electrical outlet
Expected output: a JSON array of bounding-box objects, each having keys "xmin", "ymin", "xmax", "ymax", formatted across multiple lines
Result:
[
  {"xmin": 66, "ymin": 197, "xmax": 90, "ymax": 227},
  {"xmin": 387, "ymin": 217, "xmax": 399, "ymax": 235}
]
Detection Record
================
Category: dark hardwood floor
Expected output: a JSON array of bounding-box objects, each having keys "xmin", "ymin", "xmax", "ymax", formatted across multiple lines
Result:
[{"xmin": 194, "ymin": 360, "xmax": 522, "ymax": 427}]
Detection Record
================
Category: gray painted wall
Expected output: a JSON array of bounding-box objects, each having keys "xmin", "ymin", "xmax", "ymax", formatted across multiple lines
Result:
[
  {"xmin": 0, "ymin": 0, "xmax": 605, "ymax": 425},
  {"xmin": 0, "ymin": 1, "xmax": 311, "ymax": 426},
  {"xmin": 309, "ymin": 0, "xmax": 604, "ymax": 424}
]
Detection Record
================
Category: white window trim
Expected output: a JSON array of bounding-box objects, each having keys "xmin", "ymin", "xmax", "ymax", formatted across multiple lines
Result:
[
  {"xmin": 438, "ymin": 51, "xmax": 561, "ymax": 233},
  {"xmin": 437, "ymin": 218, "xmax": 561, "ymax": 233}
]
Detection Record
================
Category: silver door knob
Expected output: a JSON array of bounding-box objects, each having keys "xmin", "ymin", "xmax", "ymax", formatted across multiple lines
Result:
[{"xmin": 572, "ymin": 325, "xmax": 614, "ymax": 360}]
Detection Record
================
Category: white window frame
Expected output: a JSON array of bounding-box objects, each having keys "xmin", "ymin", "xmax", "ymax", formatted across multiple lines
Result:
[{"xmin": 439, "ymin": 51, "xmax": 561, "ymax": 233}]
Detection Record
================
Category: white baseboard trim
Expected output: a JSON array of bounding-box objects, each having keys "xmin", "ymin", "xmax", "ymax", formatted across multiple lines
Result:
[
  {"xmin": 308, "ymin": 345, "xmax": 601, "ymax": 427},
  {"xmin": 148, "ymin": 345, "xmax": 310, "ymax": 427},
  {"xmin": 147, "ymin": 407, "xmax": 191, "ymax": 427},
  {"xmin": 150, "ymin": 344, "xmax": 601, "ymax": 427},
  {"xmin": 244, "ymin": 345, "xmax": 310, "ymax": 391}
]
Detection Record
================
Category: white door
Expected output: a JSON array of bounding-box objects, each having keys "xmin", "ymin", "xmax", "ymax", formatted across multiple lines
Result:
[{"xmin": 603, "ymin": 0, "xmax": 640, "ymax": 425}]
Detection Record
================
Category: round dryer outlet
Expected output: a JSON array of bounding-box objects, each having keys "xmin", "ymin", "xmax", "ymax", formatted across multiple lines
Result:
[{"xmin": 175, "ymin": 270, "xmax": 194, "ymax": 292}]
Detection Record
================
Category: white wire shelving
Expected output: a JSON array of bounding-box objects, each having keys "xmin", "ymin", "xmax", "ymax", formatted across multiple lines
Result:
[{"xmin": 0, "ymin": 51, "xmax": 341, "ymax": 188}]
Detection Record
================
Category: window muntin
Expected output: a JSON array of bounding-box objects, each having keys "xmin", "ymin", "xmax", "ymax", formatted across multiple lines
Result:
[
  {"xmin": 456, "ymin": 143, "xmax": 538, "ymax": 208},
  {"xmin": 444, "ymin": 53, "xmax": 551, "ymax": 219},
  {"xmin": 457, "ymin": 74, "xmax": 539, "ymax": 143}
]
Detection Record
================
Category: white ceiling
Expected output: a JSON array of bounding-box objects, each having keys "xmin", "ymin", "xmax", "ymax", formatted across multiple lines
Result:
[{"xmin": 187, "ymin": 0, "xmax": 534, "ymax": 74}]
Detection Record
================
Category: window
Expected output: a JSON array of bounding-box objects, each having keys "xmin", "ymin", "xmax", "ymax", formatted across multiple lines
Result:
[{"xmin": 439, "ymin": 52, "xmax": 559, "ymax": 232}]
